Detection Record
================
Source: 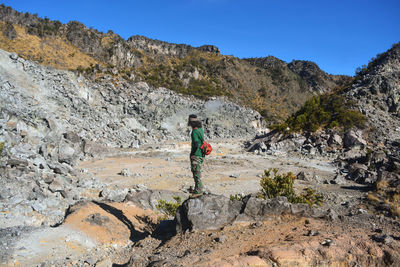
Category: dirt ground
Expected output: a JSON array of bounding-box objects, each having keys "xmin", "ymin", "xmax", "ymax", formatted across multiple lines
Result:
[
  {"xmin": 79, "ymin": 140, "xmax": 338, "ymax": 197},
  {"xmin": 5, "ymin": 140, "xmax": 400, "ymax": 266}
]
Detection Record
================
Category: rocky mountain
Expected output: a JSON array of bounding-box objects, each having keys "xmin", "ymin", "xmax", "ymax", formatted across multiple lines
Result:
[
  {"xmin": 247, "ymin": 42, "xmax": 400, "ymax": 219},
  {"xmin": 344, "ymin": 42, "xmax": 400, "ymax": 145},
  {"xmin": 1, "ymin": 3, "xmax": 400, "ymax": 266},
  {"xmin": 0, "ymin": 4, "xmax": 348, "ymax": 122}
]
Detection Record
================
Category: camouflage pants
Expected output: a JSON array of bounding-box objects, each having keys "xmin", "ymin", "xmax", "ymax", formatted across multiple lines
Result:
[{"xmin": 190, "ymin": 155, "xmax": 204, "ymax": 192}]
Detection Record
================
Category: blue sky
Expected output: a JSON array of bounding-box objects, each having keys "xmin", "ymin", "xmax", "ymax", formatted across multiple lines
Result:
[{"xmin": 2, "ymin": 0, "xmax": 400, "ymax": 75}]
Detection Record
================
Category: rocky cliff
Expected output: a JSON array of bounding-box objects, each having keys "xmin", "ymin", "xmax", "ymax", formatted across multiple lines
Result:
[{"xmin": 344, "ymin": 42, "xmax": 400, "ymax": 145}]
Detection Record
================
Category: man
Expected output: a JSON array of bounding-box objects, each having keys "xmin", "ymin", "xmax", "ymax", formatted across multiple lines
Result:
[{"xmin": 188, "ymin": 114, "xmax": 205, "ymax": 195}]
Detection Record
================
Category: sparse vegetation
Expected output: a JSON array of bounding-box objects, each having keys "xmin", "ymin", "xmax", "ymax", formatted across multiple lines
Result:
[
  {"xmin": 258, "ymin": 168, "xmax": 323, "ymax": 206},
  {"xmin": 272, "ymin": 93, "xmax": 366, "ymax": 133},
  {"xmin": 230, "ymin": 193, "xmax": 244, "ymax": 201},
  {"xmin": 0, "ymin": 22, "xmax": 98, "ymax": 70},
  {"xmin": 0, "ymin": 141, "xmax": 5, "ymax": 155},
  {"xmin": 156, "ymin": 196, "xmax": 182, "ymax": 220}
]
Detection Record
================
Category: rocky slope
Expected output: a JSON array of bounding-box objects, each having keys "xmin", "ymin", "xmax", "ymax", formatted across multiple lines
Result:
[
  {"xmin": 0, "ymin": 4, "xmax": 348, "ymax": 121},
  {"xmin": 0, "ymin": 48, "xmax": 263, "ymax": 228},
  {"xmin": 247, "ymin": 42, "xmax": 400, "ymax": 218}
]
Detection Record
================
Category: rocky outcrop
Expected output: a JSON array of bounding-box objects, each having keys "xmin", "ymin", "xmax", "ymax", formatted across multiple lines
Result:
[
  {"xmin": 346, "ymin": 42, "xmax": 400, "ymax": 145},
  {"xmin": 127, "ymin": 35, "xmax": 220, "ymax": 59},
  {"xmin": 175, "ymin": 194, "xmax": 316, "ymax": 233}
]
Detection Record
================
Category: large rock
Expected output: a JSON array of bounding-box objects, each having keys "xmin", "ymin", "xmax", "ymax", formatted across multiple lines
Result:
[
  {"xmin": 175, "ymin": 194, "xmax": 241, "ymax": 232},
  {"xmin": 175, "ymin": 194, "xmax": 312, "ymax": 233},
  {"xmin": 58, "ymin": 142, "xmax": 76, "ymax": 165},
  {"xmin": 126, "ymin": 189, "xmax": 187, "ymax": 210},
  {"xmin": 344, "ymin": 130, "xmax": 367, "ymax": 148}
]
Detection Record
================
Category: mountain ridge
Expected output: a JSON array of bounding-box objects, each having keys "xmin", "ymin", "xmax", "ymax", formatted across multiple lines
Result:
[{"xmin": 0, "ymin": 3, "xmax": 348, "ymax": 122}]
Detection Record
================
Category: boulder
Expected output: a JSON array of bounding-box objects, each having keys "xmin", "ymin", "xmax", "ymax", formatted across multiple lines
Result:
[
  {"xmin": 344, "ymin": 130, "xmax": 367, "ymax": 148},
  {"xmin": 175, "ymin": 194, "xmax": 241, "ymax": 232},
  {"xmin": 328, "ymin": 134, "xmax": 343, "ymax": 147},
  {"xmin": 297, "ymin": 171, "xmax": 313, "ymax": 182},
  {"xmin": 58, "ymin": 142, "xmax": 76, "ymax": 165},
  {"xmin": 175, "ymin": 194, "xmax": 312, "ymax": 233},
  {"xmin": 126, "ymin": 189, "xmax": 187, "ymax": 210},
  {"xmin": 348, "ymin": 163, "xmax": 369, "ymax": 182},
  {"xmin": 100, "ymin": 186, "xmax": 129, "ymax": 202}
]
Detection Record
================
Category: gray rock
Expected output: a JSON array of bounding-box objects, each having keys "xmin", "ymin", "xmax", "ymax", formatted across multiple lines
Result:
[
  {"xmin": 9, "ymin": 52, "xmax": 18, "ymax": 60},
  {"xmin": 297, "ymin": 171, "xmax": 313, "ymax": 181},
  {"xmin": 58, "ymin": 142, "xmax": 76, "ymax": 165},
  {"xmin": 344, "ymin": 130, "xmax": 367, "ymax": 148},
  {"xmin": 100, "ymin": 187, "xmax": 129, "ymax": 202},
  {"xmin": 119, "ymin": 168, "xmax": 132, "ymax": 177},
  {"xmin": 176, "ymin": 194, "xmax": 241, "ymax": 232},
  {"xmin": 330, "ymin": 174, "xmax": 346, "ymax": 184},
  {"xmin": 328, "ymin": 134, "xmax": 343, "ymax": 147},
  {"xmin": 6, "ymin": 158, "xmax": 29, "ymax": 167},
  {"xmin": 126, "ymin": 189, "xmax": 186, "ymax": 210}
]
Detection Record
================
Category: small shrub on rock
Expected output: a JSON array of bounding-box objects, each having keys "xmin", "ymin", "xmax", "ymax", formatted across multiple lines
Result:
[
  {"xmin": 258, "ymin": 168, "xmax": 323, "ymax": 206},
  {"xmin": 156, "ymin": 196, "xmax": 182, "ymax": 220},
  {"xmin": 0, "ymin": 141, "xmax": 5, "ymax": 155}
]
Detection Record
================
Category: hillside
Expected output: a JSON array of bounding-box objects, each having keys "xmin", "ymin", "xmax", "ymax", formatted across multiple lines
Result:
[{"xmin": 0, "ymin": 4, "xmax": 349, "ymax": 122}]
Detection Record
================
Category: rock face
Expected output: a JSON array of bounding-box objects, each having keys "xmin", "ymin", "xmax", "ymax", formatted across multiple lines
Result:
[
  {"xmin": 127, "ymin": 35, "xmax": 220, "ymax": 59},
  {"xmin": 346, "ymin": 42, "xmax": 400, "ymax": 145},
  {"xmin": 175, "ymin": 194, "xmax": 313, "ymax": 233}
]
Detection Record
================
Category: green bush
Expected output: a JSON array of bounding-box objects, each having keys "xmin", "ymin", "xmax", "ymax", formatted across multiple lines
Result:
[
  {"xmin": 273, "ymin": 93, "xmax": 366, "ymax": 133},
  {"xmin": 230, "ymin": 193, "xmax": 244, "ymax": 201},
  {"xmin": 258, "ymin": 168, "xmax": 323, "ymax": 206},
  {"xmin": 156, "ymin": 196, "xmax": 182, "ymax": 220},
  {"xmin": 0, "ymin": 141, "xmax": 4, "ymax": 155}
]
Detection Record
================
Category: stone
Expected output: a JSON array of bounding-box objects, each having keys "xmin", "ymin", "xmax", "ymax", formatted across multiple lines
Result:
[
  {"xmin": 9, "ymin": 52, "xmax": 18, "ymax": 60},
  {"xmin": 7, "ymin": 158, "xmax": 29, "ymax": 167},
  {"xmin": 330, "ymin": 174, "xmax": 346, "ymax": 185},
  {"xmin": 48, "ymin": 179, "xmax": 64, "ymax": 193},
  {"xmin": 100, "ymin": 187, "xmax": 129, "ymax": 202},
  {"xmin": 119, "ymin": 168, "xmax": 132, "ymax": 177},
  {"xmin": 328, "ymin": 134, "xmax": 343, "ymax": 147},
  {"xmin": 214, "ymin": 235, "xmax": 227, "ymax": 243},
  {"xmin": 175, "ymin": 194, "xmax": 241, "ymax": 232},
  {"xmin": 348, "ymin": 163, "xmax": 369, "ymax": 183},
  {"xmin": 297, "ymin": 171, "xmax": 313, "ymax": 182},
  {"xmin": 31, "ymin": 201, "xmax": 47, "ymax": 212},
  {"xmin": 344, "ymin": 130, "xmax": 367, "ymax": 148},
  {"xmin": 58, "ymin": 142, "xmax": 76, "ymax": 165}
]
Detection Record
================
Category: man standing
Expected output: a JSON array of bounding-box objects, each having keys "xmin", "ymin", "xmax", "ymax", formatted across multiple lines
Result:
[{"xmin": 188, "ymin": 114, "xmax": 205, "ymax": 195}]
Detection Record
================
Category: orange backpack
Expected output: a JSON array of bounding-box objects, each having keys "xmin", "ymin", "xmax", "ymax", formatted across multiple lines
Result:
[
  {"xmin": 200, "ymin": 141, "xmax": 212, "ymax": 156},
  {"xmin": 194, "ymin": 127, "xmax": 212, "ymax": 156}
]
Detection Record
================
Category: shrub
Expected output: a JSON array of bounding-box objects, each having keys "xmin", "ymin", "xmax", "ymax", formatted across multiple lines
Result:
[
  {"xmin": 156, "ymin": 196, "xmax": 182, "ymax": 220},
  {"xmin": 0, "ymin": 141, "xmax": 5, "ymax": 155},
  {"xmin": 273, "ymin": 93, "xmax": 366, "ymax": 133},
  {"xmin": 258, "ymin": 168, "xmax": 323, "ymax": 206},
  {"xmin": 230, "ymin": 193, "xmax": 244, "ymax": 201}
]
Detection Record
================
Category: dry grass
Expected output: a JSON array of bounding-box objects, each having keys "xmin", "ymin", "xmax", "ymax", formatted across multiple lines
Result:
[
  {"xmin": 0, "ymin": 22, "xmax": 98, "ymax": 70},
  {"xmin": 376, "ymin": 179, "xmax": 389, "ymax": 192},
  {"xmin": 367, "ymin": 193, "xmax": 380, "ymax": 203}
]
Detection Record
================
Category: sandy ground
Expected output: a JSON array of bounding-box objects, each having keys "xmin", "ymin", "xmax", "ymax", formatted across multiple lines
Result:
[{"xmin": 79, "ymin": 140, "xmax": 338, "ymax": 197}]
